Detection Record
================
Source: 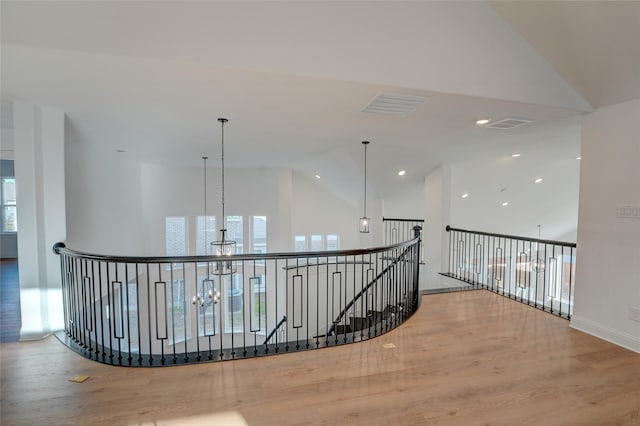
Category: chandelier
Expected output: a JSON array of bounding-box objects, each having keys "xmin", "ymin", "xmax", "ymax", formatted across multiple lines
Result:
[{"xmin": 211, "ymin": 117, "xmax": 236, "ymax": 274}]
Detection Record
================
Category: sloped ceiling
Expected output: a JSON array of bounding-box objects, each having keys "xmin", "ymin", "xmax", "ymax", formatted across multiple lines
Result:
[
  {"xmin": 490, "ymin": 1, "xmax": 640, "ymax": 109},
  {"xmin": 1, "ymin": 1, "xmax": 637, "ymax": 208}
]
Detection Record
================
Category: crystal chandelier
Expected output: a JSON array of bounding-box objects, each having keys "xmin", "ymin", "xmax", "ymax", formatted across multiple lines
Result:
[
  {"xmin": 359, "ymin": 141, "xmax": 370, "ymax": 233},
  {"xmin": 211, "ymin": 117, "xmax": 236, "ymax": 274}
]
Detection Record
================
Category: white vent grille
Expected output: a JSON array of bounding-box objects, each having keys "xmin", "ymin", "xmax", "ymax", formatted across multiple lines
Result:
[
  {"xmin": 362, "ymin": 93, "xmax": 429, "ymax": 116},
  {"xmin": 485, "ymin": 118, "xmax": 532, "ymax": 129}
]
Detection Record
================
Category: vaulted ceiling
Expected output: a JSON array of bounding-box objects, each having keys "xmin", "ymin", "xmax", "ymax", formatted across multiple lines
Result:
[{"xmin": 2, "ymin": 1, "xmax": 639, "ymax": 203}]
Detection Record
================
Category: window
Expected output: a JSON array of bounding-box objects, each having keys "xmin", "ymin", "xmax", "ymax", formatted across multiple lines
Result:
[
  {"xmin": 196, "ymin": 216, "xmax": 216, "ymax": 255},
  {"xmin": 311, "ymin": 234, "xmax": 323, "ymax": 251},
  {"xmin": 165, "ymin": 217, "xmax": 187, "ymax": 256},
  {"xmin": 168, "ymin": 279, "xmax": 188, "ymax": 342},
  {"xmin": 1, "ymin": 177, "xmax": 17, "ymax": 232},
  {"xmin": 326, "ymin": 234, "xmax": 339, "ymax": 251},
  {"xmin": 224, "ymin": 274, "xmax": 244, "ymax": 333},
  {"xmin": 252, "ymin": 216, "xmax": 267, "ymax": 254},
  {"xmin": 294, "ymin": 235, "xmax": 307, "ymax": 252},
  {"xmin": 126, "ymin": 282, "xmax": 139, "ymax": 353},
  {"xmin": 226, "ymin": 215, "xmax": 243, "ymax": 254}
]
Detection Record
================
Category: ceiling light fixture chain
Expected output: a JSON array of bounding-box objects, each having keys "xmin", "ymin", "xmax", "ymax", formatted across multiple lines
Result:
[
  {"xmin": 211, "ymin": 117, "xmax": 236, "ymax": 275},
  {"xmin": 359, "ymin": 141, "xmax": 371, "ymax": 233},
  {"xmin": 203, "ymin": 155, "xmax": 208, "ymax": 251},
  {"xmin": 219, "ymin": 117, "xmax": 228, "ymax": 229}
]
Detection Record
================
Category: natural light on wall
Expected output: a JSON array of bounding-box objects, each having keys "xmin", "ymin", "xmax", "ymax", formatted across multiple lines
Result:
[{"xmin": 20, "ymin": 288, "xmax": 64, "ymax": 340}]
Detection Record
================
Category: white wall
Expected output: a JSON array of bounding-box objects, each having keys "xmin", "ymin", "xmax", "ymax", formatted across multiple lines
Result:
[
  {"xmin": 423, "ymin": 165, "xmax": 452, "ymax": 290},
  {"xmin": 291, "ymin": 171, "xmax": 360, "ymax": 250},
  {"xmin": 64, "ymin": 140, "xmax": 367, "ymax": 258},
  {"xmin": 13, "ymin": 101, "xmax": 66, "ymax": 339},
  {"xmin": 65, "ymin": 136, "xmax": 143, "ymax": 255},
  {"xmin": 572, "ymin": 98, "xmax": 640, "ymax": 353},
  {"xmin": 382, "ymin": 181, "xmax": 424, "ymax": 220},
  {"xmin": 140, "ymin": 163, "xmax": 293, "ymax": 255},
  {"xmin": 449, "ymin": 157, "xmax": 580, "ymax": 240}
]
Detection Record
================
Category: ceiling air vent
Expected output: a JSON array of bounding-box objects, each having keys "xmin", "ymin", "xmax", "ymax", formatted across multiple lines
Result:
[
  {"xmin": 362, "ymin": 93, "xmax": 429, "ymax": 116},
  {"xmin": 485, "ymin": 118, "xmax": 532, "ymax": 129}
]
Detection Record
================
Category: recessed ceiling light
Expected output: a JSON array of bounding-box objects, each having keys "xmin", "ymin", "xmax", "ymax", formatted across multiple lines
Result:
[
  {"xmin": 398, "ymin": 170, "xmax": 406, "ymax": 176},
  {"xmin": 501, "ymin": 202, "xmax": 509, "ymax": 207},
  {"xmin": 534, "ymin": 178, "xmax": 543, "ymax": 183},
  {"xmin": 315, "ymin": 174, "xmax": 321, "ymax": 179},
  {"xmin": 511, "ymin": 153, "xmax": 521, "ymax": 157},
  {"xmin": 476, "ymin": 119, "xmax": 490, "ymax": 125},
  {"xmin": 576, "ymin": 156, "xmax": 582, "ymax": 160},
  {"xmin": 461, "ymin": 193, "xmax": 469, "ymax": 198},
  {"xmin": 115, "ymin": 149, "xmax": 126, "ymax": 153}
]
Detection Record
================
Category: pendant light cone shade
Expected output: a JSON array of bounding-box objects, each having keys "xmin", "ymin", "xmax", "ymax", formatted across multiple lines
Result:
[
  {"xmin": 359, "ymin": 141, "xmax": 370, "ymax": 233},
  {"xmin": 211, "ymin": 117, "xmax": 236, "ymax": 274}
]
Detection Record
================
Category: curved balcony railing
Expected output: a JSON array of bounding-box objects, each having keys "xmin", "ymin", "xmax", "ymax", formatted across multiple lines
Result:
[{"xmin": 53, "ymin": 227, "xmax": 422, "ymax": 367}]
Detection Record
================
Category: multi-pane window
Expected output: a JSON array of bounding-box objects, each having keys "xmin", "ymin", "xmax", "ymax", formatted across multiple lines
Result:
[
  {"xmin": 295, "ymin": 234, "xmax": 340, "ymax": 252},
  {"xmin": 326, "ymin": 234, "xmax": 339, "ymax": 251},
  {"xmin": 311, "ymin": 235, "xmax": 323, "ymax": 251},
  {"xmin": 253, "ymin": 216, "xmax": 267, "ymax": 254},
  {"xmin": 224, "ymin": 274, "xmax": 244, "ymax": 333},
  {"xmin": 127, "ymin": 282, "xmax": 139, "ymax": 353},
  {"xmin": 165, "ymin": 217, "xmax": 187, "ymax": 256},
  {"xmin": 294, "ymin": 235, "xmax": 307, "ymax": 252},
  {"xmin": 168, "ymin": 279, "xmax": 188, "ymax": 342},
  {"xmin": 1, "ymin": 177, "xmax": 17, "ymax": 232},
  {"xmin": 226, "ymin": 215, "xmax": 243, "ymax": 254},
  {"xmin": 196, "ymin": 216, "xmax": 216, "ymax": 255}
]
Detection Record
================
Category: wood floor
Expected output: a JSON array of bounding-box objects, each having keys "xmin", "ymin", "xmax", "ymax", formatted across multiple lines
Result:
[
  {"xmin": 0, "ymin": 260, "xmax": 20, "ymax": 343},
  {"xmin": 1, "ymin": 291, "xmax": 639, "ymax": 425}
]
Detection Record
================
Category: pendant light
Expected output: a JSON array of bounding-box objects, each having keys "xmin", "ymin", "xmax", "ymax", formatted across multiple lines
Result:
[
  {"xmin": 359, "ymin": 141, "xmax": 370, "ymax": 233},
  {"xmin": 211, "ymin": 117, "xmax": 236, "ymax": 274},
  {"xmin": 193, "ymin": 156, "xmax": 221, "ymax": 307}
]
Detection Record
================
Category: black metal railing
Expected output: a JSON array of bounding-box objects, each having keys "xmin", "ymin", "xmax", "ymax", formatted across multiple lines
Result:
[
  {"xmin": 442, "ymin": 226, "xmax": 576, "ymax": 319},
  {"xmin": 383, "ymin": 217, "xmax": 425, "ymax": 263},
  {"xmin": 53, "ymin": 227, "xmax": 421, "ymax": 366},
  {"xmin": 263, "ymin": 315, "xmax": 286, "ymax": 345}
]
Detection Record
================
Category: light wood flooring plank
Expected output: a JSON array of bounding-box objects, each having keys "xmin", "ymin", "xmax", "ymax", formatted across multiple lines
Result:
[{"xmin": 1, "ymin": 291, "xmax": 639, "ymax": 425}]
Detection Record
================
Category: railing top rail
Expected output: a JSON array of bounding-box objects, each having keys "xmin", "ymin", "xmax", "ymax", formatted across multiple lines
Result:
[
  {"xmin": 52, "ymin": 236, "xmax": 420, "ymax": 263},
  {"xmin": 383, "ymin": 217, "xmax": 425, "ymax": 223},
  {"xmin": 445, "ymin": 225, "xmax": 576, "ymax": 248}
]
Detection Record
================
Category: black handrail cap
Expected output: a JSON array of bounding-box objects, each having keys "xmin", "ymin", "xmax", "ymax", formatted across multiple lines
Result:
[{"xmin": 52, "ymin": 242, "xmax": 66, "ymax": 254}]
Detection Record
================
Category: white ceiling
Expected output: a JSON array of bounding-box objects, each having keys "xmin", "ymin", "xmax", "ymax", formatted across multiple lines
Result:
[{"xmin": 1, "ymin": 1, "xmax": 638, "ymax": 200}]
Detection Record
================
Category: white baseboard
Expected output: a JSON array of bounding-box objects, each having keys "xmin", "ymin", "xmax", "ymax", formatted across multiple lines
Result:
[
  {"xmin": 570, "ymin": 315, "xmax": 640, "ymax": 353},
  {"xmin": 19, "ymin": 330, "xmax": 53, "ymax": 341}
]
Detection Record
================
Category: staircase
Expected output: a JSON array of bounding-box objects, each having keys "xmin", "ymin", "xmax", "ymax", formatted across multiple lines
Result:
[{"xmin": 330, "ymin": 302, "xmax": 404, "ymax": 337}]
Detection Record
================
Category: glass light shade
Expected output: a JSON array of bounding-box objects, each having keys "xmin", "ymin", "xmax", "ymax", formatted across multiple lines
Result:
[
  {"xmin": 211, "ymin": 229, "xmax": 236, "ymax": 274},
  {"xmin": 359, "ymin": 216, "xmax": 370, "ymax": 233}
]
